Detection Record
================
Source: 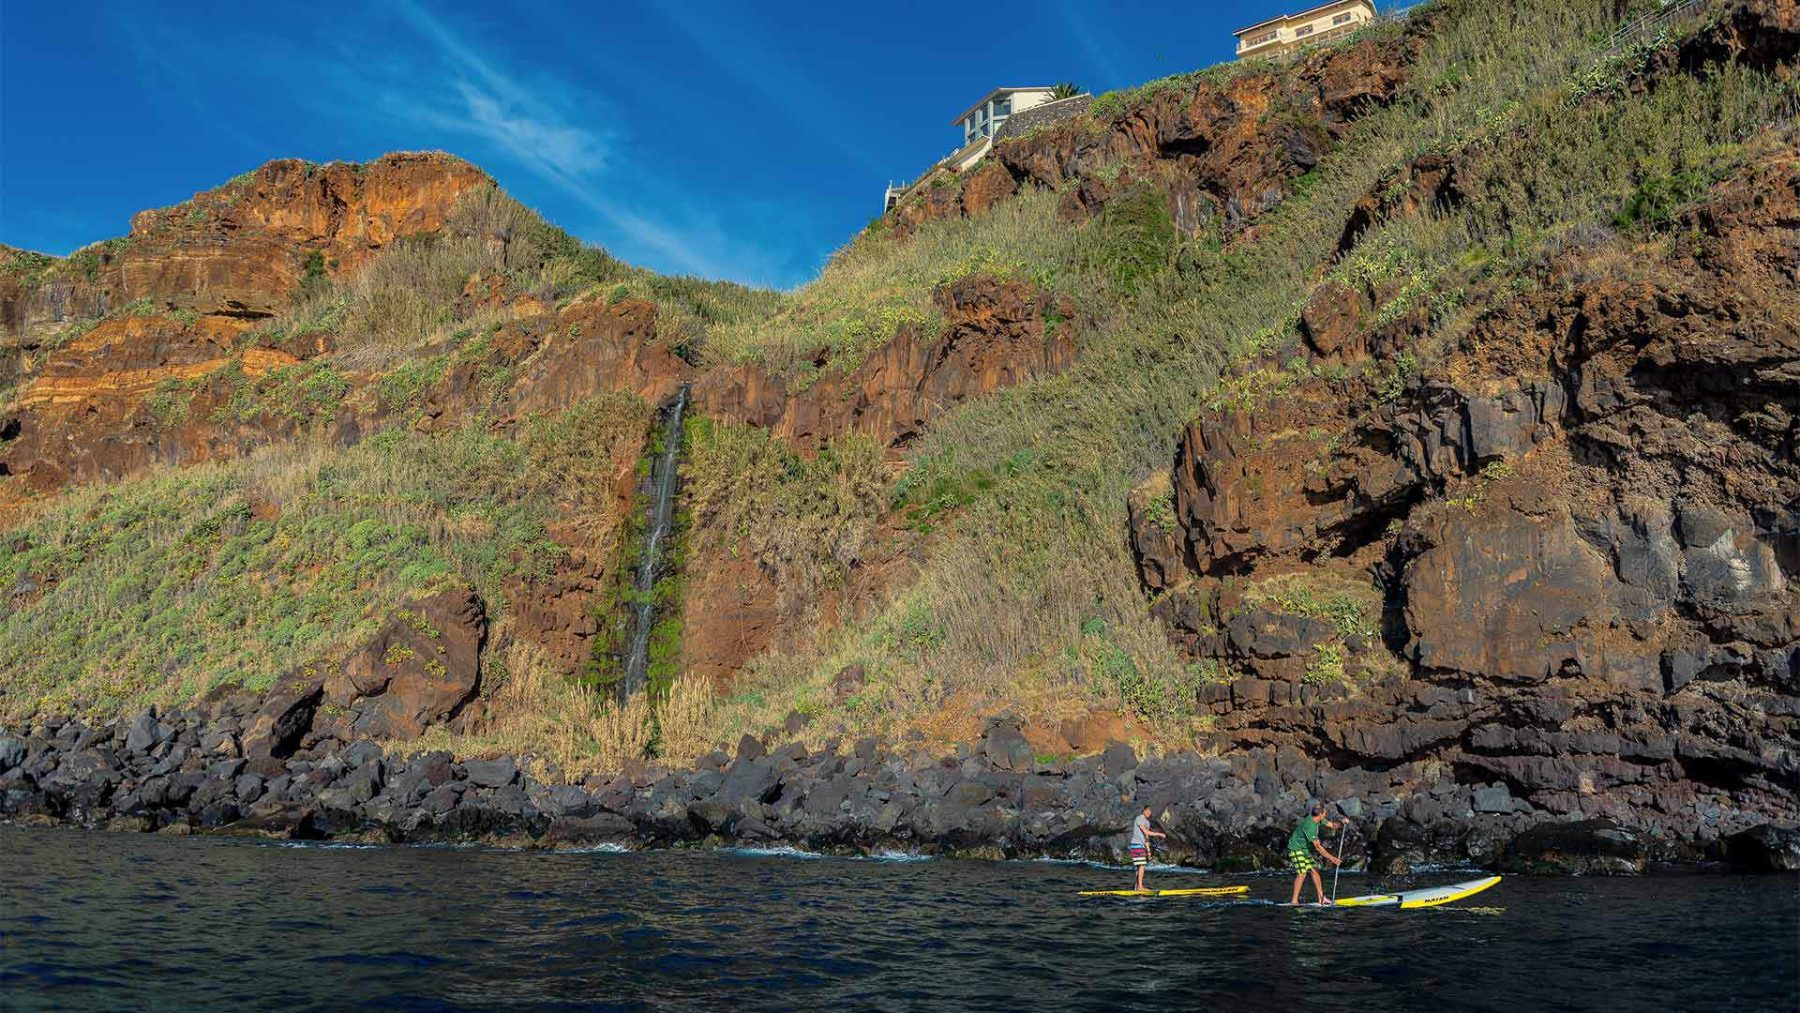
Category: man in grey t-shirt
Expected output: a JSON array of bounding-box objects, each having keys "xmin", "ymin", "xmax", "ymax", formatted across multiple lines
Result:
[{"xmin": 1129, "ymin": 804, "xmax": 1167, "ymax": 892}]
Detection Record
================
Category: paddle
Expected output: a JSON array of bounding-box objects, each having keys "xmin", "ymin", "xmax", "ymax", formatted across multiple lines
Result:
[{"xmin": 1331, "ymin": 819, "xmax": 1352, "ymax": 904}]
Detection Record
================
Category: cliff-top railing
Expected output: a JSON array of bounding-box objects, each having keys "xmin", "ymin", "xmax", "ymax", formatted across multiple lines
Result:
[{"xmin": 1603, "ymin": 0, "xmax": 1706, "ymax": 55}]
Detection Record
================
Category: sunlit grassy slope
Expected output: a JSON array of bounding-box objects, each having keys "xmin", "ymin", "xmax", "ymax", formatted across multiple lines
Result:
[
  {"xmin": 2, "ymin": 0, "xmax": 1791, "ymax": 770},
  {"xmin": 697, "ymin": 0, "xmax": 1795, "ymax": 749}
]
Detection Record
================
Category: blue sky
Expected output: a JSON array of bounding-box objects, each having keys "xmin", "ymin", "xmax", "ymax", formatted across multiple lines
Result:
[{"xmin": 3, "ymin": 1, "xmax": 1294, "ymax": 289}]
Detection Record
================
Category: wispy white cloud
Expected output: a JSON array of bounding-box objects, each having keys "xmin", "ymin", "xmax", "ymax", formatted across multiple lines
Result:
[
  {"xmin": 382, "ymin": 1, "xmax": 741, "ymax": 277},
  {"xmin": 112, "ymin": 1, "xmax": 808, "ymax": 286}
]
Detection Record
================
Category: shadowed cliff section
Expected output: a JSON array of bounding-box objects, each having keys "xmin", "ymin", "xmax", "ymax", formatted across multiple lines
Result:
[{"xmin": 1131, "ymin": 136, "xmax": 1800, "ymax": 845}]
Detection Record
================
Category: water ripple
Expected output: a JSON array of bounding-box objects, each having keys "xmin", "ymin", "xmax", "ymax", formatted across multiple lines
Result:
[{"xmin": 1, "ymin": 825, "xmax": 1794, "ymax": 1011}]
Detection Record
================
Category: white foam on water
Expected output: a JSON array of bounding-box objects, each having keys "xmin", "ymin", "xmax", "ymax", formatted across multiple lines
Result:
[
  {"xmin": 862, "ymin": 849, "xmax": 933, "ymax": 863},
  {"xmin": 1397, "ymin": 862, "xmax": 1484, "ymax": 876},
  {"xmin": 561, "ymin": 842, "xmax": 631, "ymax": 854},
  {"xmin": 720, "ymin": 845, "xmax": 826, "ymax": 860},
  {"xmin": 254, "ymin": 840, "xmax": 385, "ymax": 851},
  {"xmin": 1032, "ymin": 856, "xmax": 1210, "ymax": 874}
]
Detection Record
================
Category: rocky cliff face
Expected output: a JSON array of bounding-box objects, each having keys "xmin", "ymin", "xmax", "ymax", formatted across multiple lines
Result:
[
  {"xmin": 3, "ymin": 0, "xmax": 1795, "ymax": 870},
  {"xmin": 1130, "ymin": 145, "xmax": 1799, "ymax": 847},
  {"xmin": 0, "ymin": 146, "xmax": 1079, "ymax": 732},
  {"xmin": 886, "ymin": 20, "xmax": 1424, "ymax": 240},
  {"xmin": 692, "ymin": 275, "xmax": 1076, "ymax": 450},
  {"xmin": 1, "ymin": 152, "xmax": 489, "ymax": 336},
  {"xmin": 0, "ymin": 153, "xmax": 490, "ymax": 500}
]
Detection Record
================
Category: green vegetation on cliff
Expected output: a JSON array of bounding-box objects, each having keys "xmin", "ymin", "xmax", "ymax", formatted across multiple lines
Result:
[
  {"xmin": 0, "ymin": 395, "xmax": 647, "ymax": 721},
  {"xmin": 699, "ymin": 0, "xmax": 1795, "ymax": 746},
  {"xmin": 1, "ymin": 0, "xmax": 1792, "ymax": 768}
]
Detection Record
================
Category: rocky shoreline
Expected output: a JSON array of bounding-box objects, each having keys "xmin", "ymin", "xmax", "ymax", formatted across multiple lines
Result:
[{"xmin": 4, "ymin": 704, "xmax": 1795, "ymax": 875}]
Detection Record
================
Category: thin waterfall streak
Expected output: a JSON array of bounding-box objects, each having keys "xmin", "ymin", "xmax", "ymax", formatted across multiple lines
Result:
[{"xmin": 621, "ymin": 383, "xmax": 689, "ymax": 701}]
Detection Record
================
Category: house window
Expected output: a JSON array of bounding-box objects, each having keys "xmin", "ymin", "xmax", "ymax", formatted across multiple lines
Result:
[
  {"xmin": 1295, "ymin": 23, "xmax": 1314, "ymax": 36},
  {"xmin": 1333, "ymin": 11, "xmax": 1355, "ymax": 24},
  {"xmin": 993, "ymin": 98, "xmax": 1012, "ymax": 117},
  {"xmin": 1244, "ymin": 30, "xmax": 1277, "ymax": 47}
]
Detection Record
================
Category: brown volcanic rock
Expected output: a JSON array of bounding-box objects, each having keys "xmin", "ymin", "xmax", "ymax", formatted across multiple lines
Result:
[
  {"xmin": 887, "ymin": 175, "xmax": 966, "ymax": 238},
  {"xmin": 959, "ymin": 160, "xmax": 1019, "ymax": 218},
  {"xmin": 996, "ymin": 33, "xmax": 1417, "ymax": 235},
  {"xmin": 694, "ymin": 274, "xmax": 1076, "ymax": 449},
  {"xmin": 1, "ymin": 153, "xmax": 488, "ymax": 339},
  {"xmin": 876, "ymin": 24, "xmax": 1421, "ymax": 241},
  {"xmin": 1, "ymin": 153, "xmax": 489, "ymax": 507},
  {"xmin": 1137, "ymin": 147, "xmax": 1800, "ymax": 836},
  {"xmin": 1337, "ymin": 151, "xmax": 1464, "ymax": 256},
  {"xmin": 504, "ymin": 299, "xmax": 689, "ymax": 419},
  {"xmin": 1667, "ymin": 0, "xmax": 1800, "ymax": 75},
  {"xmin": 393, "ymin": 295, "xmax": 693, "ymax": 437},
  {"xmin": 0, "ymin": 314, "xmax": 307, "ymax": 497},
  {"xmin": 335, "ymin": 587, "xmax": 488, "ymax": 739},
  {"xmin": 678, "ymin": 549, "xmax": 783, "ymax": 685}
]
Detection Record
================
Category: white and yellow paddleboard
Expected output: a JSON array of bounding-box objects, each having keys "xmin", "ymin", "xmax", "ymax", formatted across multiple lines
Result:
[
  {"xmin": 1333, "ymin": 875, "xmax": 1501, "ymax": 909},
  {"xmin": 1077, "ymin": 885, "xmax": 1251, "ymax": 898}
]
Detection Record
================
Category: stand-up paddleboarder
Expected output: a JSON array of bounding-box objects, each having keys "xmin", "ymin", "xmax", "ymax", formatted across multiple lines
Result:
[
  {"xmin": 1130, "ymin": 804, "xmax": 1167, "ymax": 892},
  {"xmin": 1287, "ymin": 802, "xmax": 1344, "ymax": 905}
]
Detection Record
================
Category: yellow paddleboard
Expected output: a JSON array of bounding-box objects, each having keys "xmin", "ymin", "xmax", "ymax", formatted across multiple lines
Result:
[
  {"xmin": 1334, "ymin": 875, "xmax": 1502, "ymax": 909},
  {"xmin": 1077, "ymin": 885, "xmax": 1250, "ymax": 898}
]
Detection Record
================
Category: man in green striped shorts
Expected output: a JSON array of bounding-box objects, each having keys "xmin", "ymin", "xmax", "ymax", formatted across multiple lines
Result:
[{"xmin": 1288, "ymin": 802, "xmax": 1344, "ymax": 906}]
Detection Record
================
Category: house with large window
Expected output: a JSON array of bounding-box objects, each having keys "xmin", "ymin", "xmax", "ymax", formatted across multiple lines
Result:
[
  {"xmin": 1234, "ymin": 0, "xmax": 1377, "ymax": 60},
  {"xmin": 883, "ymin": 85, "xmax": 1091, "ymax": 212},
  {"xmin": 947, "ymin": 87, "xmax": 1060, "ymax": 169}
]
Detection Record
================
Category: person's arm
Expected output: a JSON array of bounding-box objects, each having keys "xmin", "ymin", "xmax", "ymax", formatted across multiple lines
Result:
[{"xmin": 1312, "ymin": 835, "xmax": 1340, "ymax": 865}]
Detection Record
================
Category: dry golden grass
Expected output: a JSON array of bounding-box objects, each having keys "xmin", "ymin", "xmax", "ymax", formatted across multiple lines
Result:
[
  {"xmin": 395, "ymin": 644, "xmax": 725, "ymax": 779},
  {"xmin": 399, "ymin": 640, "xmax": 652, "ymax": 780},
  {"xmin": 653, "ymin": 672, "xmax": 719, "ymax": 768}
]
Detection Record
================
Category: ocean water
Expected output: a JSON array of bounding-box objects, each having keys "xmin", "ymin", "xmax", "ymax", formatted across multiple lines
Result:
[{"xmin": 2, "ymin": 825, "xmax": 1795, "ymax": 1011}]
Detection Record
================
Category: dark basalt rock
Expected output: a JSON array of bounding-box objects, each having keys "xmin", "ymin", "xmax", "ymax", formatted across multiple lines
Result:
[
  {"xmin": 1, "ymin": 694, "xmax": 1793, "ymax": 874},
  {"xmin": 1724, "ymin": 824, "xmax": 1800, "ymax": 873},
  {"xmin": 241, "ymin": 678, "xmax": 323, "ymax": 760},
  {"xmin": 463, "ymin": 757, "xmax": 518, "ymax": 789},
  {"xmin": 1502, "ymin": 818, "xmax": 1645, "ymax": 876},
  {"xmin": 1129, "ymin": 118, "xmax": 1800, "ymax": 857}
]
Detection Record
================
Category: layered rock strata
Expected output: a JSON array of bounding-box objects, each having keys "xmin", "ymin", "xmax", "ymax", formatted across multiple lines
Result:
[{"xmin": 1131, "ymin": 145, "xmax": 1800, "ymax": 850}]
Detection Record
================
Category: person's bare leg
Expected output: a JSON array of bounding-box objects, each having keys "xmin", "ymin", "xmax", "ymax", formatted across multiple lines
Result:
[
  {"xmin": 1135, "ymin": 861, "xmax": 1147, "ymax": 892},
  {"xmin": 1290, "ymin": 871, "xmax": 1304, "ymax": 905},
  {"xmin": 1311, "ymin": 868, "xmax": 1328, "ymax": 904}
]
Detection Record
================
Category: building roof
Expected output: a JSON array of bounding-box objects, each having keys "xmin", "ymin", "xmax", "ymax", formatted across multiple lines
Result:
[
  {"xmin": 1235, "ymin": 0, "xmax": 1374, "ymax": 37},
  {"xmin": 950, "ymin": 86, "xmax": 1059, "ymax": 126}
]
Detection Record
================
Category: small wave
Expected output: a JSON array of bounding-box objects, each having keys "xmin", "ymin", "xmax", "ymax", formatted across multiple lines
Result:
[
  {"xmin": 252, "ymin": 840, "xmax": 384, "ymax": 851},
  {"xmin": 720, "ymin": 845, "xmax": 826, "ymax": 860},
  {"xmin": 1032, "ymin": 856, "xmax": 1209, "ymax": 874},
  {"xmin": 561, "ymin": 842, "xmax": 631, "ymax": 854},
  {"xmin": 862, "ymin": 849, "xmax": 932, "ymax": 863}
]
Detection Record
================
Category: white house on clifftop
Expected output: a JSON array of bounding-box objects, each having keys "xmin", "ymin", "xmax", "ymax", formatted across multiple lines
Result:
[
  {"xmin": 946, "ymin": 86, "xmax": 1060, "ymax": 171},
  {"xmin": 1234, "ymin": 0, "xmax": 1377, "ymax": 59},
  {"xmin": 885, "ymin": 86, "xmax": 1087, "ymax": 211}
]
